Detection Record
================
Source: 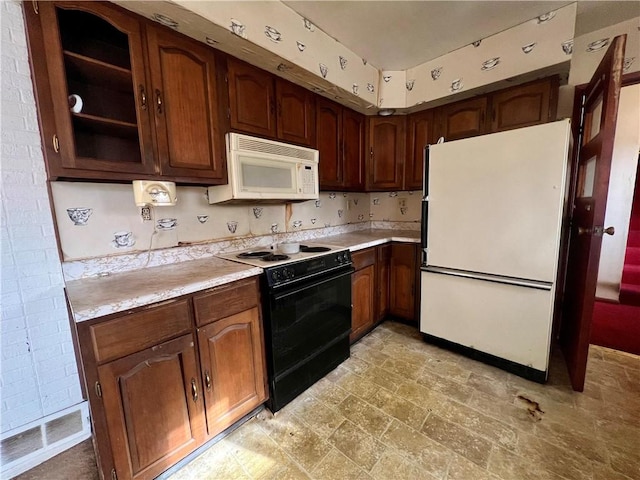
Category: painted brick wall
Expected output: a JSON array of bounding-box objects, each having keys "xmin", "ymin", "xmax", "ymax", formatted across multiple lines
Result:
[{"xmin": 1, "ymin": 0, "xmax": 83, "ymax": 433}]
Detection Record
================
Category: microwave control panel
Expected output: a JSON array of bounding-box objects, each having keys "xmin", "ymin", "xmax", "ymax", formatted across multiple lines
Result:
[{"xmin": 300, "ymin": 165, "xmax": 316, "ymax": 194}]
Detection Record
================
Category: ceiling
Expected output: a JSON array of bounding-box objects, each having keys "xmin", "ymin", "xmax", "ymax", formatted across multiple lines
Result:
[{"xmin": 283, "ymin": 1, "xmax": 639, "ymax": 70}]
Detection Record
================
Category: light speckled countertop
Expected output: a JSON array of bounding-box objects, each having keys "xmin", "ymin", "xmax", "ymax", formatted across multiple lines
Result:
[
  {"xmin": 66, "ymin": 229, "xmax": 420, "ymax": 323},
  {"xmin": 319, "ymin": 229, "xmax": 420, "ymax": 251}
]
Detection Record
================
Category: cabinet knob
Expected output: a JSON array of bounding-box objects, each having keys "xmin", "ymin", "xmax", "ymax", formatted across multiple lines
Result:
[
  {"xmin": 204, "ymin": 370, "xmax": 212, "ymax": 391},
  {"xmin": 52, "ymin": 134, "xmax": 60, "ymax": 153},
  {"xmin": 191, "ymin": 378, "xmax": 198, "ymax": 402},
  {"xmin": 156, "ymin": 89, "xmax": 163, "ymax": 114}
]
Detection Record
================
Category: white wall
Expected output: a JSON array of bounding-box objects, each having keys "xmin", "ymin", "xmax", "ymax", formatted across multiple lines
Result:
[
  {"xmin": 0, "ymin": 1, "xmax": 83, "ymax": 434},
  {"xmin": 596, "ymin": 85, "xmax": 640, "ymax": 300}
]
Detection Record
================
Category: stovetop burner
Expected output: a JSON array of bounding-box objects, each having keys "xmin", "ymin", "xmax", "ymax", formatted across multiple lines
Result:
[
  {"xmin": 262, "ymin": 254, "xmax": 290, "ymax": 262},
  {"xmin": 237, "ymin": 251, "xmax": 272, "ymax": 258},
  {"xmin": 300, "ymin": 245, "xmax": 331, "ymax": 253}
]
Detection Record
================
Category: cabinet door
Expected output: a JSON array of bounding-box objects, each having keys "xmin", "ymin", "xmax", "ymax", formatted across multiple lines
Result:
[
  {"xmin": 489, "ymin": 77, "xmax": 557, "ymax": 133},
  {"xmin": 197, "ymin": 307, "xmax": 267, "ymax": 437},
  {"xmin": 436, "ymin": 97, "xmax": 488, "ymax": 141},
  {"xmin": 98, "ymin": 334, "xmax": 205, "ymax": 480},
  {"xmin": 276, "ymin": 80, "xmax": 315, "ymax": 146},
  {"xmin": 37, "ymin": 2, "xmax": 155, "ymax": 177},
  {"xmin": 376, "ymin": 244, "xmax": 391, "ymax": 321},
  {"xmin": 351, "ymin": 248, "xmax": 376, "ymax": 342},
  {"xmin": 316, "ymin": 98, "xmax": 343, "ymax": 189},
  {"xmin": 406, "ymin": 110, "xmax": 433, "ymax": 190},
  {"xmin": 343, "ymin": 109, "xmax": 366, "ymax": 190},
  {"xmin": 146, "ymin": 26, "xmax": 227, "ymax": 182},
  {"xmin": 367, "ymin": 116, "xmax": 406, "ymax": 191},
  {"xmin": 390, "ymin": 243, "xmax": 418, "ymax": 321},
  {"xmin": 228, "ymin": 58, "xmax": 276, "ymax": 138}
]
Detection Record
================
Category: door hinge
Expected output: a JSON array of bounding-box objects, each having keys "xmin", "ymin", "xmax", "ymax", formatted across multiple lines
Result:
[
  {"xmin": 95, "ymin": 381, "xmax": 102, "ymax": 398},
  {"xmin": 111, "ymin": 468, "xmax": 117, "ymax": 480}
]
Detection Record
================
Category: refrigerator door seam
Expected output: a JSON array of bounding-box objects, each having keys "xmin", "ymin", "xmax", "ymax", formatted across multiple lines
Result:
[{"xmin": 422, "ymin": 266, "xmax": 553, "ymax": 291}]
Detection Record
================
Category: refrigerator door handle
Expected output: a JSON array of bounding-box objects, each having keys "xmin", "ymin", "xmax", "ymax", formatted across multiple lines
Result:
[{"xmin": 422, "ymin": 266, "xmax": 553, "ymax": 291}]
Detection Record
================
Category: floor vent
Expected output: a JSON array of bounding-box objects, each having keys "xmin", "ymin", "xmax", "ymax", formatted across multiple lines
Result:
[{"xmin": 1, "ymin": 402, "xmax": 91, "ymax": 479}]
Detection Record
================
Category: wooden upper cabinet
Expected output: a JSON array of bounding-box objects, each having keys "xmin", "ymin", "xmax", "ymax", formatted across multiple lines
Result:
[
  {"xmin": 228, "ymin": 59, "xmax": 316, "ymax": 146},
  {"xmin": 146, "ymin": 26, "xmax": 226, "ymax": 182},
  {"xmin": 98, "ymin": 334, "xmax": 206, "ymax": 480},
  {"xmin": 316, "ymin": 98, "xmax": 343, "ymax": 188},
  {"xmin": 342, "ymin": 108, "xmax": 366, "ymax": 190},
  {"xmin": 405, "ymin": 109, "xmax": 434, "ymax": 191},
  {"xmin": 276, "ymin": 80, "xmax": 315, "ymax": 146},
  {"xmin": 316, "ymin": 99, "xmax": 364, "ymax": 190},
  {"xmin": 227, "ymin": 58, "xmax": 276, "ymax": 138},
  {"xmin": 367, "ymin": 116, "xmax": 406, "ymax": 191},
  {"xmin": 435, "ymin": 96, "xmax": 488, "ymax": 141},
  {"xmin": 489, "ymin": 77, "xmax": 558, "ymax": 133},
  {"xmin": 36, "ymin": 1, "xmax": 155, "ymax": 178}
]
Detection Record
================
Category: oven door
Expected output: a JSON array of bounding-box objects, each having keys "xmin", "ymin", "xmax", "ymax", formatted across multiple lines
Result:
[{"xmin": 264, "ymin": 267, "xmax": 353, "ymax": 410}]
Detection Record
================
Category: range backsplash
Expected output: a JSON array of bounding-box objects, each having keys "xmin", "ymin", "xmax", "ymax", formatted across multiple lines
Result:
[{"xmin": 51, "ymin": 182, "xmax": 421, "ymax": 262}]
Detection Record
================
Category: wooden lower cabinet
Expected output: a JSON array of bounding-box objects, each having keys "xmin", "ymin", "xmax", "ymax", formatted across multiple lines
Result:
[
  {"xmin": 350, "ymin": 248, "xmax": 377, "ymax": 342},
  {"xmin": 98, "ymin": 335, "xmax": 205, "ymax": 480},
  {"xmin": 390, "ymin": 243, "xmax": 419, "ymax": 322},
  {"xmin": 196, "ymin": 307, "xmax": 267, "ymax": 437},
  {"xmin": 376, "ymin": 244, "xmax": 391, "ymax": 321},
  {"xmin": 77, "ymin": 278, "xmax": 267, "ymax": 480}
]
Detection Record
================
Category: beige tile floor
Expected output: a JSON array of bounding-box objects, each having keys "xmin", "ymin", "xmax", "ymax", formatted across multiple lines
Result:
[
  {"xmin": 15, "ymin": 321, "xmax": 640, "ymax": 480},
  {"xmin": 167, "ymin": 321, "xmax": 639, "ymax": 480}
]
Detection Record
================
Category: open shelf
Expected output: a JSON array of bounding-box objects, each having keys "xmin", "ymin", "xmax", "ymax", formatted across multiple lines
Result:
[
  {"xmin": 72, "ymin": 112, "xmax": 138, "ymax": 139},
  {"xmin": 64, "ymin": 51, "xmax": 132, "ymax": 93}
]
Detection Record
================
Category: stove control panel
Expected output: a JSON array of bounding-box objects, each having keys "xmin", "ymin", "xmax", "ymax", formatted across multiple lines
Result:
[{"xmin": 266, "ymin": 249, "xmax": 352, "ymax": 287}]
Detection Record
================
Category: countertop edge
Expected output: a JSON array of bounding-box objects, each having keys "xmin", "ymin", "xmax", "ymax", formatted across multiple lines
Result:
[{"xmin": 71, "ymin": 266, "xmax": 263, "ymax": 323}]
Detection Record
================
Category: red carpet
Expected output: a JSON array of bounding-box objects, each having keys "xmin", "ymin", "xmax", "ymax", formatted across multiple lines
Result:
[{"xmin": 591, "ymin": 301, "xmax": 640, "ymax": 355}]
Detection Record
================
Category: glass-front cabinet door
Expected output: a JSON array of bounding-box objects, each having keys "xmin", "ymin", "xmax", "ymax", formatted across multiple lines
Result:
[{"xmin": 39, "ymin": 2, "xmax": 155, "ymax": 176}]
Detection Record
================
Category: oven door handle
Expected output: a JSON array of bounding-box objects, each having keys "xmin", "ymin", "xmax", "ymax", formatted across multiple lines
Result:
[{"xmin": 272, "ymin": 268, "xmax": 354, "ymax": 301}]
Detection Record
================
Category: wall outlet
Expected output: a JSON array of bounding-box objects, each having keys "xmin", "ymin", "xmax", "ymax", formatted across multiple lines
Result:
[
  {"xmin": 398, "ymin": 198, "xmax": 407, "ymax": 208},
  {"xmin": 140, "ymin": 206, "xmax": 152, "ymax": 221}
]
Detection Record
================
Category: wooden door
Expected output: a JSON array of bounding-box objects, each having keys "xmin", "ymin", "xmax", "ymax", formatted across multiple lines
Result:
[
  {"xmin": 351, "ymin": 248, "xmax": 376, "ymax": 342},
  {"xmin": 490, "ymin": 77, "xmax": 558, "ymax": 132},
  {"xmin": 228, "ymin": 58, "xmax": 276, "ymax": 138},
  {"xmin": 390, "ymin": 243, "xmax": 418, "ymax": 321},
  {"xmin": 146, "ymin": 26, "xmax": 226, "ymax": 182},
  {"xmin": 406, "ymin": 110, "xmax": 434, "ymax": 190},
  {"xmin": 376, "ymin": 244, "xmax": 391, "ymax": 321},
  {"xmin": 316, "ymin": 98, "xmax": 343, "ymax": 189},
  {"xmin": 197, "ymin": 308, "xmax": 267, "ymax": 437},
  {"xmin": 342, "ymin": 109, "xmax": 366, "ymax": 190},
  {"xmin": 367, "ymin": 116, "xmax": 406, "ymax": 191},
  {"xmin": 561, "ymin": 35, "xmax": 625, "ymax": 391},
  {"xmin": 435, "ymin": 97, "xmax": 488, "ymax": 141},
  {"xmin": 37, "ymin": 2, "xmax": 155, "ymax": 177},
  {"xmin": 98, "ymin": 334, "xmax": 205, "ymax": 480},
  {"xmin": 276, "ymin": 79, "xmax": 315, "ymax": 146}
]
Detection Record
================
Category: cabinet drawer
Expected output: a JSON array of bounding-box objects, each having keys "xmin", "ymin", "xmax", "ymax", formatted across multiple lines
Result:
[
  {"xmin": 193, "ymin": 277, "xmax": 260, "ymax": 327},
  {"xmin": 90, "ymin": 299, "xmax": 192, "ymax": 364},
  {"xmin": 352, "ymin": 247, "xmax": 376, "ymax": 270}
]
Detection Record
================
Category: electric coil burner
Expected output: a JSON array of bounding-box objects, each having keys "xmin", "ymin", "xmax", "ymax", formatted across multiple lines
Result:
[
  {"xmin": 217, "ymin": 243, "xmax": 353, "ymax": 411},
  {"xmin": 237, "ymin": 251, "xmax": 271, "ymax": 258}
]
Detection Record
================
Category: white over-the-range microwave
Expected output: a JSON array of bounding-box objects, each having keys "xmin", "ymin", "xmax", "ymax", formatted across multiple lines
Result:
[{"xmin": 207, "ymin": 133, "xmax": 319, "ymax": 204}]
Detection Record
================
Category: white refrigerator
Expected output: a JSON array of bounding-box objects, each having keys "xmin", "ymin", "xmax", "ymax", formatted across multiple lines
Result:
[{"xmin": 420, "ymin": 119, "xmax": 571, "ymax": 381}]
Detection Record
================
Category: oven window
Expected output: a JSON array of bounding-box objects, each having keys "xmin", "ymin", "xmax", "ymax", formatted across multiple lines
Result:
[{"xmin": 269, "ymin": 272, "xmax": 351, "ymax": 374}]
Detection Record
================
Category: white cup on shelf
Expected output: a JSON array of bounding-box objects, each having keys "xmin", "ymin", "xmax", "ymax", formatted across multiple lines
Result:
[{"xmin": 68, "ymin": 94, "xmax": 83, "ymax": 113}]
